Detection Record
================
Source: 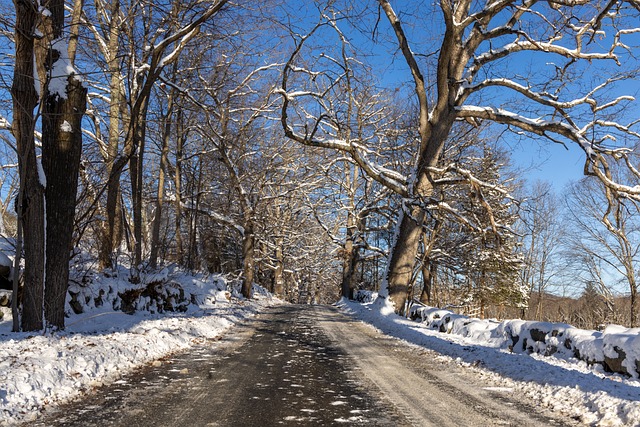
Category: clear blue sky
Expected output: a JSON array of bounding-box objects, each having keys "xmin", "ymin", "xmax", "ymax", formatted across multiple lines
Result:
[{"xmin": 509, "ymin": 137, "xmax": 587, "ymax": 191}]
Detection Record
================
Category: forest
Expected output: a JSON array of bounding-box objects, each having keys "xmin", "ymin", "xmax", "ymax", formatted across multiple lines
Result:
[{"xmin": 1, "ymin": 0, "xmax": 640, "ymax": 332}]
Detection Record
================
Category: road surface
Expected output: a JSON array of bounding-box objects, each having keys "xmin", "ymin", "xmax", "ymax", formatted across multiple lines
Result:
[{"xmin": 29, "ymin": 305, "xmax": 576, "ymax": 426}]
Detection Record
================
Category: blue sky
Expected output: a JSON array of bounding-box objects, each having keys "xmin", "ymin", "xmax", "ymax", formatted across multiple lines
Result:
[{"xmin": 509, "ymin": 136, "xmax": 587, "ymax": 191}]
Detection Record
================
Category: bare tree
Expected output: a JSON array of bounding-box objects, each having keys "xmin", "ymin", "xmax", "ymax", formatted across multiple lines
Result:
[
  {"xmin": 566, "ymin": 174, "xmax": 640, "ymax": 327},
  {"xmin": 81, "ymin": 0, "xmax": 230, "ymax": 276},
  {"xmin": 518, "ymin": 181, "xmax": 564, "ymax": 320},
  {"xmin": 35, "ymin": 0, "xmax": 87, "ymax": 329},
  {"xmin": 280, "ymin": 1, "xmax": 640, "ymax": 313},
  {"xmin": 11, "ymin": 0, "xmax": 44, "ymax": 331}
]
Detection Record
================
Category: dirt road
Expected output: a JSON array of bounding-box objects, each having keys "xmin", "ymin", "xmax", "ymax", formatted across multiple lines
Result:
[{"xmin": 29, "ymin": 305, "xmax": 574, "ymax": 426}]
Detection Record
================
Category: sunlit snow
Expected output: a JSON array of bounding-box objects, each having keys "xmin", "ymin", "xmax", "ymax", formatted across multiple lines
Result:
[{"xmin": 338, "ymin": 297, "xmax": 640, "ymax": 426}]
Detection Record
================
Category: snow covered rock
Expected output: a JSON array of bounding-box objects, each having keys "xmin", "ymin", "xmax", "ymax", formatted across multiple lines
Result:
[{"xmin": 411, "ymin": 304, "xmax": 640, "ymax": 378}]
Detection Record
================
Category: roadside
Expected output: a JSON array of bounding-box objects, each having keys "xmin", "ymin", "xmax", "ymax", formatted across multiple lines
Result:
[
  {"xmin": 316, "ymin": 305, "xmax": 576, "ymax": 427},
  {"xmin": 338, "ymin": 298, "xmax": 640, "ymax": 426}
]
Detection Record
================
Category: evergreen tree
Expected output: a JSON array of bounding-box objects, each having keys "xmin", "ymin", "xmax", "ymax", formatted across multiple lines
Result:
[{"xmin": 457, "ymin": 144, "xmax": 525, "ymax": 318}]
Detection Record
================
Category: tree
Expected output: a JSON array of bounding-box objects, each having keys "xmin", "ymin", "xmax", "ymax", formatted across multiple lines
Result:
[
  {"xmin": 81, "ymin": 0, "xmax": 230, "ymax": 275},
  {"xmin": 566, "ymin": 173, "xmax": 640, "ymax": 327},
  {"xmin": 10, "ymin": 0, "xmax": 87, "ymax": 330},
  {"xmin": 573, "ymin": 281, "xmax": 608, "ymax": 329},
  {"xmin": 11, "ymin": 0, "xmax": 44, "ymax": 331},
  {"xmin": 36, "ymin": 0, "xmax": 87, "ymax": 329},
  {"xmin": 518, "ymin": 181, "xmax": 564, "ymax": 320},
  {"xmin": 456, "ymin": 145, "xmax": 525, "ymax": 318},
  {"xmin": 280, "ymin": 1, "xmax": 640, "ymax": 313}
]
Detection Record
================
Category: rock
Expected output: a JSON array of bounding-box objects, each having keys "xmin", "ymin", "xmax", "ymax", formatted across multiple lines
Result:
[
  {"xmin": 564, "ymin": 338, "xmax": 573, "ymax": 350},
  {"xmin": 603, "ymin": 346, "xmax": 628, "ymax": 375},
  {"xmin": 507, "ymin": 334, "xmax": 519, "ymax": 352},
  {"xmin": 68, "ymin": 290, "xmax": 84, "ymax": 314},
  {"xmin": 529, "ymin": 328, "xmax": 547, "ymax": 344},
  {"xmin": 117, "ymin": 280, "xmax": 189, "ymax": 314},
  {"xmin": 0, "ymin": 291, "xmax": 10, "ymax": 307}
]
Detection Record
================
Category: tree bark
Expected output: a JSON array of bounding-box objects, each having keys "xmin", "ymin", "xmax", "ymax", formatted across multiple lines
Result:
[
  {"xmin": 12, "ymin": 0, "xmax": 45, "ymax": 331},
  {"xmin": 186, "ymin": 160, "xmax": 203, "ymax": 271},
  {"xmin": 174, "ymin": 108, "xmax": 185, "ymax": 265},
  {"xmin": 41, "ymin": 76, "xmax": 86, "ymax": 328},
  {"xmin": 419, "ymin": 260, "xmax": 434, "ymax": 305},
  {"xmin": 341, "ymin": 211, "xmax": 358, "ymax": 300},
  {"xmin": 241, "ymin": 220, "xmax": 255, "ymax": 299},
  {"xmin": 149, "ymin": 93, "xmax": 174, "ymax": 269},
  {"xmin": 273, "ymin": 236, "xmax": 285, "ymax": 297},
  {"xmin": 38, "ymin": 0, "xmax": 87, "ymax": 329},
  {"xmin": 129, "ymin": 102, "xmax": 149, "ymax": 271},
  {"xmin": 99, "ymin": 0, "xmax": 124, "ymax": 270}
]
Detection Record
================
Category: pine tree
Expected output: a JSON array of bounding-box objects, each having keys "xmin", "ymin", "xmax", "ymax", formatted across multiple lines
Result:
[{"xmin": 458, "ymin": 144, "xmax": 525, "ymax": 318}]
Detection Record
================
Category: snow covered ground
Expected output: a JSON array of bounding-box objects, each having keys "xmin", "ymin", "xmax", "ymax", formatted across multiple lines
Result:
[
  {"xmin": 2, "ymin": 271, "xmax": 639, "ymax": 427},
  {"xmin": 0, "ymin": 272, "xmax": 278, "ymax": 426},
  {"xmin": 338, "ymin": 297, "xmax": 640, "ymax": 427}
]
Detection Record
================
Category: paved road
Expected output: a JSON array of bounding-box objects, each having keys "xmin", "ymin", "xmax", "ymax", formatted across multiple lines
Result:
[{"xmin": 30, "ymin": 305, "xmax": 575, "ymax": 426}]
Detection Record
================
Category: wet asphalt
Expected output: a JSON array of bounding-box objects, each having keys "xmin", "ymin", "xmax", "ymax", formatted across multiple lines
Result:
[{"xmin": 28, "ymin": 305, "xmax": 407, "ymax": 426}]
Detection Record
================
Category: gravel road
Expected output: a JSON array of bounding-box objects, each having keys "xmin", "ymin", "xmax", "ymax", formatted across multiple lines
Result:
[{"xmin": 29, "ymin": 305, "xmax": 576, "ymax": 426}]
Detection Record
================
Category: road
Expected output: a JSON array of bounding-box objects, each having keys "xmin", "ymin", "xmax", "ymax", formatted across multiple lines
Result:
[{"xmin": 30, "ymin": 305, "xmax": 575, "ymax": 426}]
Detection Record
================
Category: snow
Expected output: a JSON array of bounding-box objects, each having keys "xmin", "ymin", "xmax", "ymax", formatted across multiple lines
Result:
[
  {"xmin": 38, "ymin": 6, "xmax": 51, "ymax": 17},
  {"xmin": 36, "ymin": 156, "xmax": 46, "ymax": 188},
  {"xmin": 60, "ymin": 121, "xmax": 72, "ymax": 133},
  {"xmin": 3, "ymin": 266, "xmax": 639, "ymax": 427},
  {"xmin": 0, "ymin": 271, "xmax": 279, "ymax": 425},
  {"xmin": 47, "ymin": 38, "xmax": 82, "ymax": 100},
  {"xmin": 338, "ymin": 297, "xmax": 640, "ymax": 426}
]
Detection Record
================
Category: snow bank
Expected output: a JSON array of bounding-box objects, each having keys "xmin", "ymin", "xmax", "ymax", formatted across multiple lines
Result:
[
  {"xmin": 340, "ymin": 296, "xmax": 640, "ymax": 426},
  {"xmin": 409, "ymin": 302, "xmax": 640, "ymax": 378},
  {"xmin": 66, "ymin": 267, "xmax": 243, "ymax": 316}
]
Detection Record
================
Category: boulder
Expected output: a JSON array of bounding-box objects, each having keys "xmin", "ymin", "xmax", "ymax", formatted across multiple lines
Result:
[{"xmin": 603, "ymin": 346, "xmax": 628, "ymax": 375}]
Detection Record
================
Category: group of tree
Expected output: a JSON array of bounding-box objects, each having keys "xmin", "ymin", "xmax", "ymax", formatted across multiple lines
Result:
[{"xmin": 1, "ymin": 0, "xmax": 640, "ymax": 331}]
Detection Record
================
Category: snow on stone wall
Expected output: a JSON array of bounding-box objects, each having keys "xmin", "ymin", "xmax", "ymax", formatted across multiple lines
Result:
[
  {"xmin": 409, "ymin": 304, "xmax": 640, "ymax": 378},
  {"xmin": 66, "ymin": 267, "xmax": 239, "ymax": 316}
]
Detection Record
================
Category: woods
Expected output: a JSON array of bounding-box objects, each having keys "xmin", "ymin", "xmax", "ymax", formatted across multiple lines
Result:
[{"xmin": 2, "ymin": 0, "xmax": 640, "ymax": 330}]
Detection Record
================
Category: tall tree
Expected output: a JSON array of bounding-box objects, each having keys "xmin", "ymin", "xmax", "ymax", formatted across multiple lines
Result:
[
  {"xmin": 280, "ymin": 1, "xmax": 640, "ymax": 313},
  {"xmin": 566, "ymin": 174, "xmax": 640, "ymax": 327},
  {"xmin": 11, "ymin": 0, "xmax": 44, "ymax": 331},
  {"xmin": 457, "ymin": 145, "xmax": 524, "ymax": 318},
  {"xmin": 36, "ymin": 0, "xmax": 87, "ymax": 329},
  {"xmin": 518, "ymin": 181, "xmax": 564, "ymax": 320}
]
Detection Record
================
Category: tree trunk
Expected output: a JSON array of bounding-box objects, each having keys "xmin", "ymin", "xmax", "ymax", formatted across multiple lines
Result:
[
  {"xmin": 419, "ymin": 259, "xmax": 434, "ymax": 305},
  {"xmin": 129, "ymin": 104, "xmax": 148, "ymax": 270},
  {"xmin": 341, "ymin": 241, "xmax": 354, "ymax": 299},
  {"xmin": 186, "ymin": 161, "xmax": 203, "ymax": 271},
  {"xmin": 273, "ymin": 236, "xmax": 285, "ymax": 297},
  {"xmin": 35, "ymin": 0, "xmax": 87, "ymax": 329},
  {"xmin": 99, "ymin": 0, "xmax": 123, "ymax": 270},
  {"xmin": 384, "ymin": 205, "xmax": 425, "ymax": 314},
  {"xmin": 149, "ymin": 95, "xmax": 173, "ymax": 268},
  {"xmin": 12, "ymin": 0, "xmax": 45, "ymax": 332},
  {"xmin": 41, "ymin": 76, "xmax": 86, "ymax": 329},
  {"xmin": 383, "ymin": 106, "xmax": 456, "ymax": 313},
  {"xmin": 174, "ymin": 108, "xmax": 185, "ymax": 265},
  {"xmin": 630, "ymin": 285, "xmax": 637, "ymax": 328},
  {"xmin": 626, "ymin": 265, "xmax": 637, "ymax": 327},
  {"xmin": 341, "ymin": 213, "xmax": 357, "ymax": 300},
  {"xmin": 241, "ymin": 220, "xmax": 255, "ymax": 299}
]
